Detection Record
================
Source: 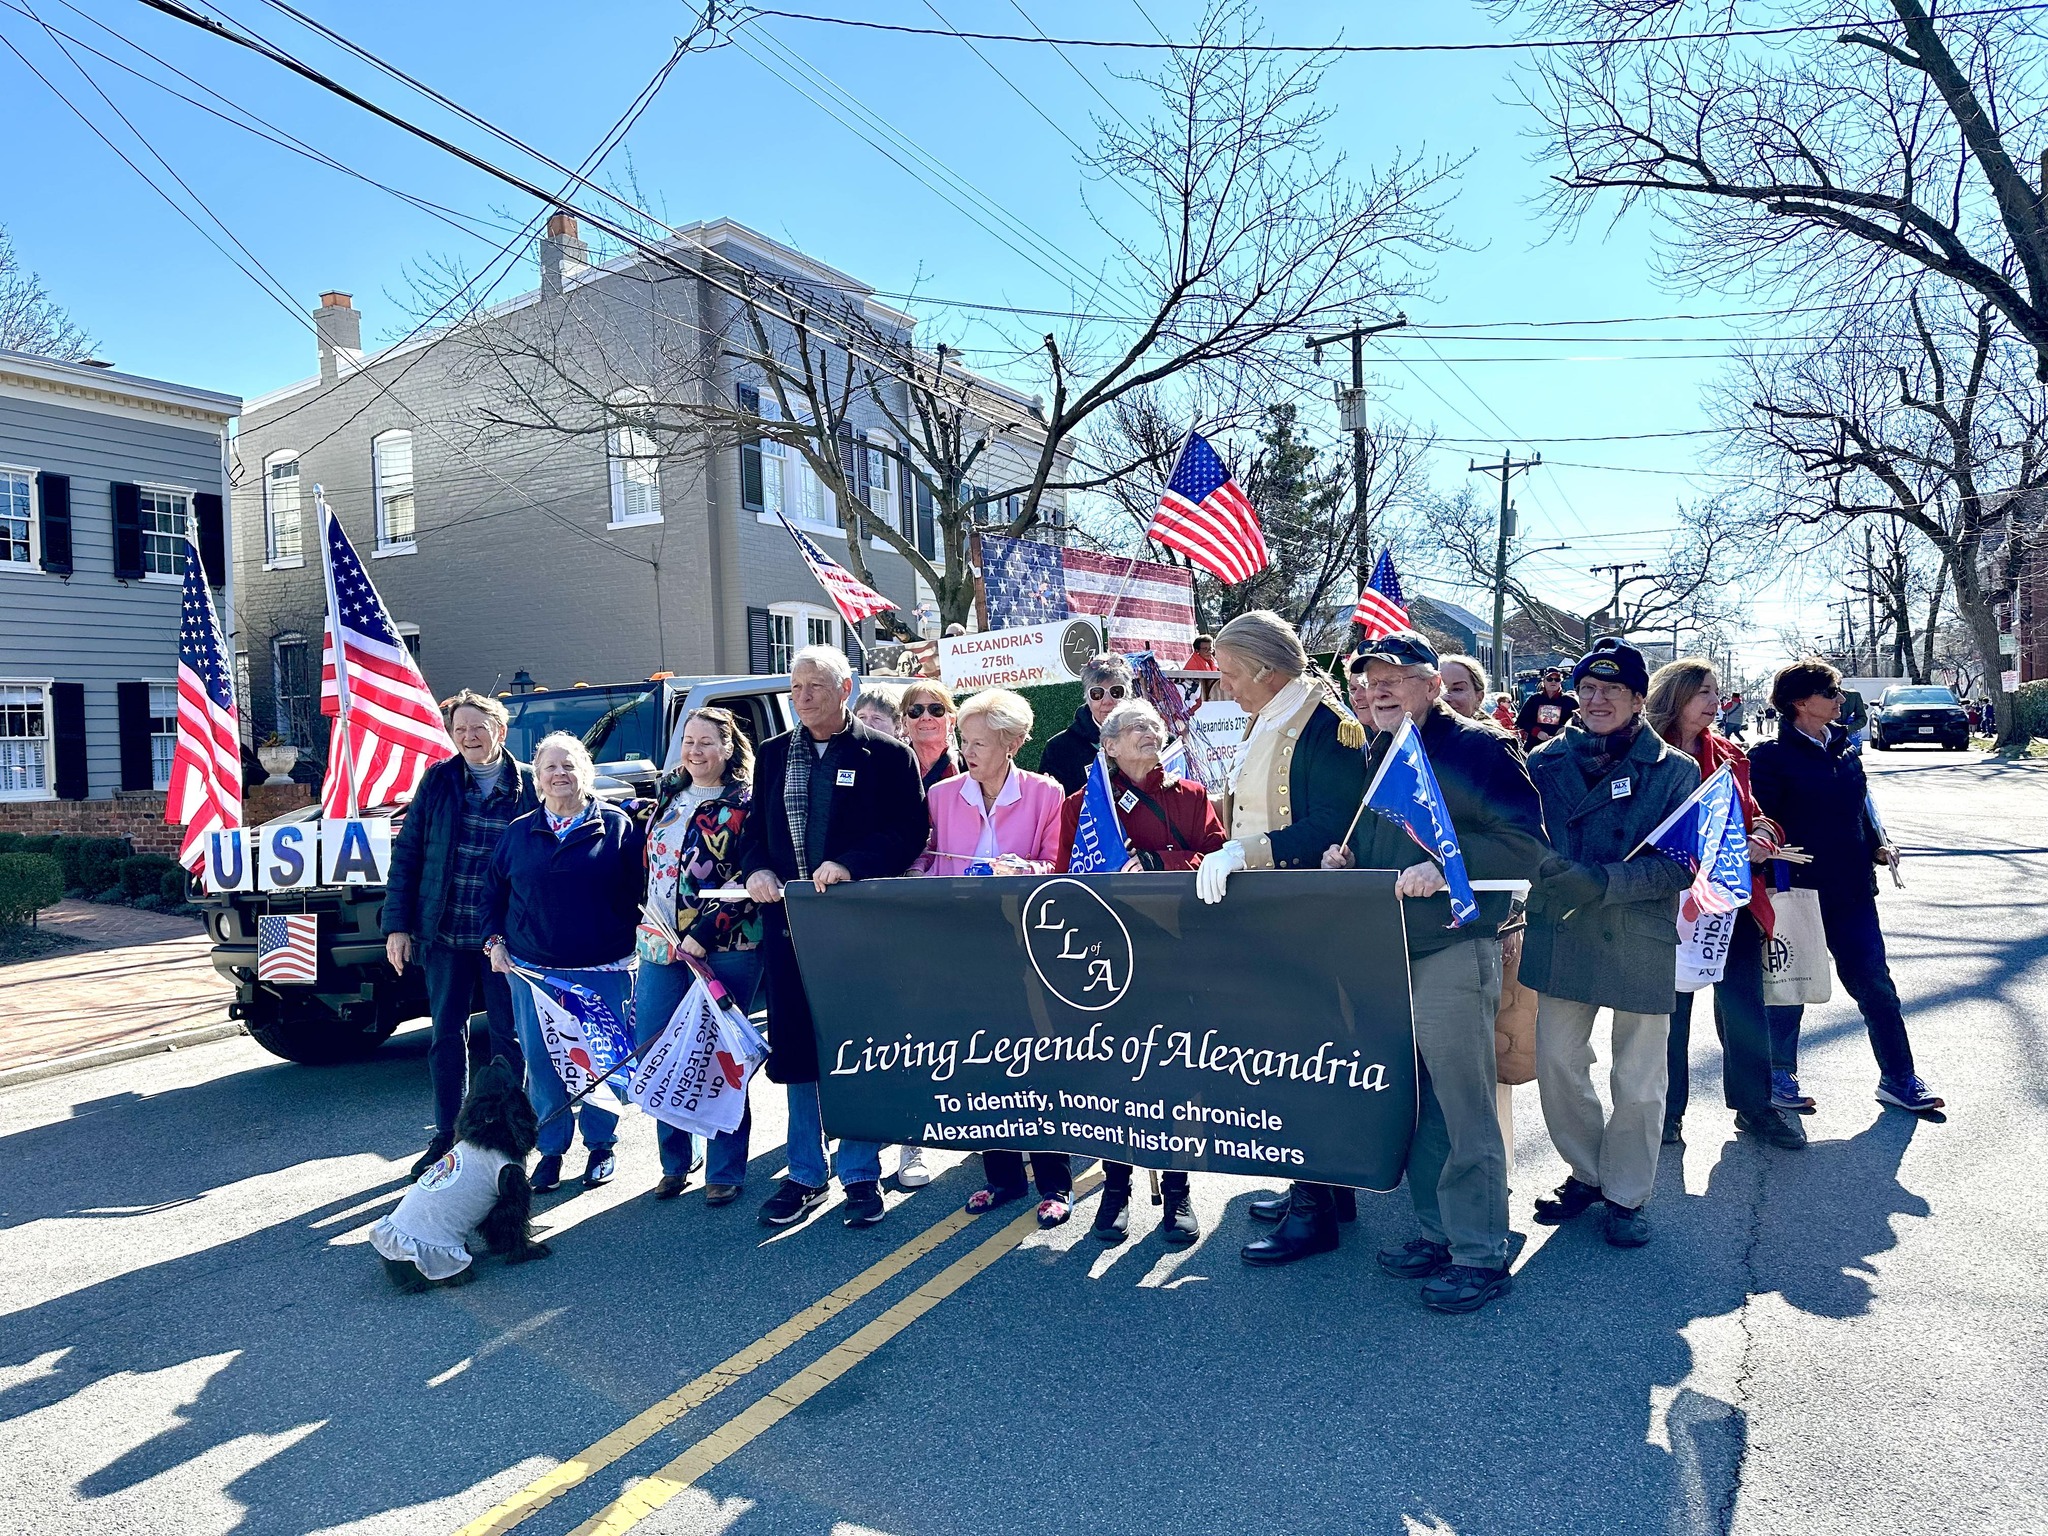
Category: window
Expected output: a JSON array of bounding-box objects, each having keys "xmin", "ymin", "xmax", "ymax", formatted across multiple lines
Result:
[
  {"xmin": 767, "ymin": 602, "xmax": 838, "ymax": 671},
  {"xmin": 149, "ymin": 682, "xmax": 178, "ymax": 791},
  {"xmin": 139, "ymin": 487, "xmax": 188, "ymax": 578},
  {"xmin": 373, "ymin": 430, "xmax": 415, "ymax": 550},
  {"xmin": 265, "ymin": 452, "xmax": 303, "ymax": 565},
  {"xmin": 272, "ymin": 633, "xmax": 313, "ymax": 747},
  {"xmin": 608, "ymin": 420, "xmax": 662, "ymax": 526},
  {"xmin": 0, "ymin": 469, "xmax": 33, "ymax": 567},
  {"xmin": 863, "ymin": 437, "xmax": 893, "ymax": 515},
  {"xmin": 394, "ymin": 622, "xmax": 422, "ymax": 660},
  {"xmin": 0, "ymin": 682, "xmax": 51, "ymax": 799}
]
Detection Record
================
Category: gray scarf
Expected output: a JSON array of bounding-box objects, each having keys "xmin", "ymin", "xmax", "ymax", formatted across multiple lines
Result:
[{"xmin": 784, "ymin": 714, "xmax": 846, "ymax": 878}]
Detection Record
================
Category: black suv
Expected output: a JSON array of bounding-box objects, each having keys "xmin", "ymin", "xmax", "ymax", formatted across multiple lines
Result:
[{"xmin": 1871, "ymin": 685, "xmax": 1970, "ymax": 751}]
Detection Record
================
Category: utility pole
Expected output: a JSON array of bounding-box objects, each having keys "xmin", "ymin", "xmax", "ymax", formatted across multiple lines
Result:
[
  {"xmin": 1863, "ymin": 524, "xmax": 1879, "ymax": 675},
  {"xmin": 1470, "ymin": 449, "xmax": 1543, "ymax": 676},
  {"xmin": 1307, "ymin": 314, "xmax": 1408, "ymax": 599},
  {"xmin": 1587, "ymin": 561, "xmax": 1647, "ymax": 639}
]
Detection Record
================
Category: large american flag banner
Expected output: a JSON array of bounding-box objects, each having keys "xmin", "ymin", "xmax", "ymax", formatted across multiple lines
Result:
[
  {"xmin": 1351, "ymin": 549, "xmax": 1410, "ymax": 638},
  {"xmin": 167, "ymin": 537, "xmax": 242, "ymax": 872},
  {"xmin": 318, "ymin": 493, "xmax": 453, "ymax": 816},
  {"xmin": 1147, "ymin": 430, "xmax": 1269, "ymax": 585},
  {"xmin": 776, "ymin": 512, "xmax": 897, "ymax": 628},
  {"xmin": 980, "ymin": 535, "xmax": 1197, "ymax": 666}
]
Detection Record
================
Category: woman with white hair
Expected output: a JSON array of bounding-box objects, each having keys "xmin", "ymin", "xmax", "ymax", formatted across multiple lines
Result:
[{"xmin": 483, "ymin": 731, "xmax": 647, "ymax": 1195}]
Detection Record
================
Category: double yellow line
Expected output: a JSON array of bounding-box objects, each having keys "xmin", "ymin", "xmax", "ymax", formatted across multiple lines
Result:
[{"xmin": 454, "ymin": 1177, "xmax": 1095, "ymax": 1536}]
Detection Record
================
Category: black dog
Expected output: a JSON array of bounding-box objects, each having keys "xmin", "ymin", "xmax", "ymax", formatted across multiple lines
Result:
[{"xmin": 374, "ymin": 1059, "xmax": 552, "ymax": 1292}]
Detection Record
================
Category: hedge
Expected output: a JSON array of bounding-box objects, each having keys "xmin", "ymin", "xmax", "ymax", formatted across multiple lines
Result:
[
  {"xmin": 2015, "ymin": 679, "xmax": 2048, "ymax": 739},
  {"xmin": 117, "ymin": 853, "xmax": 183, "ymax": 901},
  {"xmin": 59, "ymin": 835, "xmax": 132, "ymax": 894},
  {"xmin": 0, "ymin": 852, "xmax": 65, "ymax": 928},
  {"xmin": 1011, "ymin": 681, "xmax": 1086, "ymax": 773}
]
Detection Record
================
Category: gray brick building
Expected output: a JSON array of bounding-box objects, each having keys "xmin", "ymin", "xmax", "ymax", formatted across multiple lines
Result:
[{"xmin": 230, "ymin": 218, "xmax": 1061, "ymax": 752}]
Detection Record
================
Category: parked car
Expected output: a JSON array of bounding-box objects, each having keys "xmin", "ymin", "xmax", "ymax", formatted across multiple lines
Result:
[
  {"xmin": 201, "ymin": 674, "xmax": 792, "ymax": 1063},
  {"xmin": 1871, "ymin": 684, "xmax": 1971, "ymax": 751}
]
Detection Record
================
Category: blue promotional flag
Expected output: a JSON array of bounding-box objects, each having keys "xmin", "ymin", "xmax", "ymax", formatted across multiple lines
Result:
[
  {"xmin": 1066, "ymin": 751, "xmax": 1129, "ymax": 875},
  {"xmin": 1635, "ymin": 764, "xmax": 1751, "ymax": 919},
  {"xmin": 1361, "ymin": 718, "xmax": 1479, "ymax": 927},
  {"xmin": 521, "ymin": 972, "xmax": 637, "ymax": 1100}
]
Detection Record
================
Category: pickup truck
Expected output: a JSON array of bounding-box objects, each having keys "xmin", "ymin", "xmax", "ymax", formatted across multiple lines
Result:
[{"xmin": 201, "ymin": 674, "xmax": 792, "ymax": 1064}]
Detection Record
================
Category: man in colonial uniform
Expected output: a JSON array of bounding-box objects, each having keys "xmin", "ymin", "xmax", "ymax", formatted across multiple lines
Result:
[{"xmin": 1193, "ymin": 609, "xmax": 1368, "ymax": 1266}]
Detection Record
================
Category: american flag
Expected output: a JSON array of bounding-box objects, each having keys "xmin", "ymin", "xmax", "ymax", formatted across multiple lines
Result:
[
  {"xmin": 1351, "ymin": 549, "xmax": 1410, "ymax": 638},
  {"xmin": 256, "ymin": 913, "xmax": 319, "ymax": 984},
  {"xmin": 167, "ymin": 538, "xmax": 242, "ymax": 872},
  {"xmin": 1147, "ymin": 431, "xmax": 1269, "ymax": 585},
  {"xmin": 318, "ymin": 492, "xmax": 453, "ymax": 817},
  {"xmin": 981, "ymin": 535, "xmax": 1197, "ymax": 665},
  {"xmin": 776, "ymin": 512, "xmax": 897, "ymax": 628}
]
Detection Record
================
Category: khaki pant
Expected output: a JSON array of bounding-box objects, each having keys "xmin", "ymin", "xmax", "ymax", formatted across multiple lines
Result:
[{"xmin": 1535, "ymin": 996, "xmax": 1670, "ymax": 1212}]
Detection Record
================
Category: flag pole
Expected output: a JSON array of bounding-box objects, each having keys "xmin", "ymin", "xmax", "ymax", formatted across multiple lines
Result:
[
  {"xmin": 315, "ymin": 487, "xmax": 361, "ymax": 819},
  {"xmin": 1340, "ymin": 716, "xmax": 1409, "ymax": 849}
]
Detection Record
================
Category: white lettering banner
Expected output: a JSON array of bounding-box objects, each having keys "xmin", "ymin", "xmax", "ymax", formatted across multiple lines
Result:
[{"xmin": 938, "ymin": 618, "xmax": 1099, "ymax": 692}]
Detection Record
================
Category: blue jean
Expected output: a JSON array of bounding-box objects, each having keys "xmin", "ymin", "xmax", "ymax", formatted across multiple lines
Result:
[
  {"xmin": 1765, "ymin": 882, "xmax": 1917, "ymax": 1084},
  {"xmin": 786, "ymin": 1080, "xmax": 882, "ymax": 1190},
  {"xmin": 508, "ymin": 964, "xmax": 630, "ymax": 1159},
  {"xmin": 634, "ymin": 950, "xmax": 763, "ymax": 1183}
]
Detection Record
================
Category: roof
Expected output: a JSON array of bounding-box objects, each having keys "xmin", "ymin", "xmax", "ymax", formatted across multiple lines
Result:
[
  {"xmin": 1411, "ymin": 592, "xmax": 1491, "ymax": 636},
  {"xmin": 0, "ymin": 348, "xmax": 240, "ymax": 424}
]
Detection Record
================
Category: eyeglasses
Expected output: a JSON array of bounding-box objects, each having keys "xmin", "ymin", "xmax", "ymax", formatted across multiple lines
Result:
[
  {"xmin": 904, "ymin": 702, "xmax": 949, "ymax": 719},
  {"xmin": 1088, "ymin": 684, "xmax": 1129, "ymax": 702}
]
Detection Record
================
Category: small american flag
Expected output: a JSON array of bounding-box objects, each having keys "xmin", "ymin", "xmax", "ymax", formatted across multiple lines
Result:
[
  {"xmin": 1148, "ymin": 431, "xmax": 1269, "ymax": 585},
  {"xmin": 167, "ymin": 538, "xmax": 243, "ymax": 872},
  {"xmin": 256, "ymin": 914, "xmax": 319, "ymax": 984},
  {"xmin": 776, "ymin": 512, "xmax": 897, "ymax": 627},
  {"xmin": 1351, "ymin": 549, "xmax": 1410, "ymax": 638},
  {"xmin": 318, "ymin": 492, "xmax": 454, "ymax": 817}
]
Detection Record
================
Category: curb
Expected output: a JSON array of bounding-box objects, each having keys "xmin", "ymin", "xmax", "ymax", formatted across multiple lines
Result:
[{"xmin": 0, "ymin": 1020, "xmax": 249, "ymax": 1092}]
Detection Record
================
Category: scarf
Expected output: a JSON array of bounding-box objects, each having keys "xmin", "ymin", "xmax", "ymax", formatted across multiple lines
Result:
[{"xmin": 785, "ymin": 714, "xmax": 846, "ymax": 878}]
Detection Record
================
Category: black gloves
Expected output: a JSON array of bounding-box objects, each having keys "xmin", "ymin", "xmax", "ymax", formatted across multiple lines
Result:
[{"xmin": 1538, "ymin": 855, "xmax": 1608, "ymax": 912}]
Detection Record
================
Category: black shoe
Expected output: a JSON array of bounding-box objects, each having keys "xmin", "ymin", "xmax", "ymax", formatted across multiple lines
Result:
[
  {"xmin": 841, "ymin": 1180, "xmax": 885, "ymax": 1227},
  {"xmin": 1661, "ymin": 1118, "xmax": 1684, "ymax": 1146},
  {"xmin": 409, "ymin": 1134, "xmax": 454, "ymax": 1182},
  {"xmin": 1735, "ymin": 1107, "xmax": 1809, "ymax": 1150},
  {"xmin": 1604, "ymin": 1202, "xmax": 1652, "ymax": 1247},
  {"xmin": 1160, "ymin": 1185, "xmax": 1199, "ymax": 1247},
  {"xmin": 1421, "ymin": 1264, "xmax": 1512, "ymax": 1314},
  {"xmin": 1533, "ymin": 1176, "xmax": 1602, "ymax": 1225},
  {"xmin": 1094, "ymin": 1186, "xmax": 1131, "ymax": 1244},
  {"xmin": 582, "ymin": 1147, "xmax": 617, "ymax": 1188},
  {"xmin": 653, "ymin": 1175, "xmax": 687, "ymax": 1200},
  {"xmin": 758, "ymin": 1179, "xmax": 826, "ymax": 1227},
  {"xmin": 1241, "ymin": 1192, "xmax": 1339, "ymax": 1266},
  {"xmin": 1249, "ymin": 1184, "xmax": 1356, "ymax": 1224},
  {"xmin": 530, "ymin": 1154, "xmax": 563, "ymax": 1195},
  {"xmin": 1377, "ymin": 1238, "xmax": 1452, "ymax": 1280}
]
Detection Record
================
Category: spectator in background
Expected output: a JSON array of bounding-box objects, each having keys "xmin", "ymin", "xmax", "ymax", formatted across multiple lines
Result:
[
  {"xmin": 898, "ymin": 679, "xmax": 962, "ymax": 793},
  {"xmin": 1439, "ymin": 654, "xmax": 1505, "ymax": 734},
  {"xmin": 382, "ymin": 690, "xmax": 540, "ymax": 1179},
  {"xmin": 853, "ymin": 685, "xmax": 904, "ymax": 739},
  {"xmin": 740, "ymin": 646, "xmax": 930, "ymax": 1230},
  {"xmin": 1491, "ymin": 693, "xmax": 1518, "ymax": 734},
  {"xmin": 484, "ymin": 733, "xmax": 646, "ymax": 1195},
  {"xmin": 1184, "ymin": 634, "xmax": 1219, "ymax": 672},
  {"xmin": 1516, "ymin": 667, "xmax": 1578, "ymax": 748},
  {"xmin": 634, "ymin": 707, "xmax": 762, "ymax": 1205},
  {"xmin": 1039, "ymin": 652, "xmax": 1135, "ymax": 795},
  {"xmin": 1718, "ymin": 690, "xmax": 1748, "ymax": 743}
]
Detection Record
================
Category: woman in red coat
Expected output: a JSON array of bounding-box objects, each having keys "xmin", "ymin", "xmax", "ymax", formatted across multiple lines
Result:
[{"xmin": 1054, "ymin": 698, "xmax": 1226, "ymax": 1245}]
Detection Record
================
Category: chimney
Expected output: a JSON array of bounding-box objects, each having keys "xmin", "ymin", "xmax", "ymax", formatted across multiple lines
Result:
[
  {"xmin": 315, "ymin": 291, "xmax": 361, "ymax": 384},
  {"xmin": 540, "ymin": 212, "xmax": 589, "ymax": 300}
]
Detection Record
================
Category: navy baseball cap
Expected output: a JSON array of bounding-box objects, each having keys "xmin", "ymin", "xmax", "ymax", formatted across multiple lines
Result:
[
  {"xmin": 1349, "ymin": 630, "xmax": 1440, "ymax": 671},
  {"xmin": 1570, "ymin": 636, "xmax": 1650, "ymax": 694}
]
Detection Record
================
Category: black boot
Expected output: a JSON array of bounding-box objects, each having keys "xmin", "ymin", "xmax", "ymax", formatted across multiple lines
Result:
[
  {"xmin": 1093, "ymin": 1184, "xmax": 1131, "ymax": 1244},
  {"xmin": 1249, "ymin": 1182, "xmax": 1356, "ymax": 1224},
  {"xmin": 1159, "ymin": 1176, "xmax": 1198, "ymax": 1247},
  {"xmin": 1241, "ymin": 1185, "xmax": 1338, "ymax": 1266}
]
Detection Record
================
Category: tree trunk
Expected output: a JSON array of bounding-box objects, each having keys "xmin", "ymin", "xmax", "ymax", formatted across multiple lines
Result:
[{"xmin": 1952, "ymin": 560, "xmax": 2024, "ymax": 746}]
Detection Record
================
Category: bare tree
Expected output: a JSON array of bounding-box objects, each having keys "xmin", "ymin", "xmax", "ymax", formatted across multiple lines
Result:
[
  {"xmin": 1844, "ymin": 518, "xmax": 1948, "ymax": 681},
  {"xmin": 0, "ymin": 226, "xmax": 93, "ymax": 361}
]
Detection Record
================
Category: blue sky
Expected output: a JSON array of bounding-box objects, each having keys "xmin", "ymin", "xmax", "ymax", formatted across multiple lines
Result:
[{"xmin": 0, "ymin": 0, "xmax": 1843, "ymax": 668}]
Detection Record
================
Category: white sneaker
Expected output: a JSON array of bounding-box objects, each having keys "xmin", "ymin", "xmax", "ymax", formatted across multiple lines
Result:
[{"xmin": 895, "ymin": 1146, "xmax": 932, "ymax": 1188}]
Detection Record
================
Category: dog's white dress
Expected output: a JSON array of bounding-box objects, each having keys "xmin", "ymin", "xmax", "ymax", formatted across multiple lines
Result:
[{"xmin": 371, "ymin": 1143, "xmax": 515, "ymax": 1279}]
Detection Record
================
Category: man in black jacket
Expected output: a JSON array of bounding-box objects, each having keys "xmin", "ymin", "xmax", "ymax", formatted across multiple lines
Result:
[
  {"xmin": 381, "ymin": 691, "xmax": 540, "ymax": 1177},
  {"xmin": 742, "ymin": 646, "xmax": 929, "ymax": 1230},
  {"xmin": 1037, "ymin": 652, "xmax": 1135, "ymax": 794},
  {"xmin": 1516, "ymin": 667, "xmax": 1578, "ymax": 747},
  {"xmin": 1320, "ymin": 631, "xmax": 1552, "ymax": 1314}
]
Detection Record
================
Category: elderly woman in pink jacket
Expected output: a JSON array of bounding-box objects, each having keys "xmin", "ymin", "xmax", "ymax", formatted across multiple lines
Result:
[{"xmin": 918, "ymin": 686, "xmax": 1075, "ymax": 1225}]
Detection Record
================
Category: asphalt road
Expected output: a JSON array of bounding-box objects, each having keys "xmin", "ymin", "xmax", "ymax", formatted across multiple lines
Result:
[{"xmin": 4, "ymin": 749, "xmax": 2043, "ymax": 1536}]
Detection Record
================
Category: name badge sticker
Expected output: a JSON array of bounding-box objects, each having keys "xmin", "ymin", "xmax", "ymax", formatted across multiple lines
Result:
[
  {"xmin": 1117, "ymin": 790, "xmax": 1139, "ymax": 813},
  {"xmin": 1610, "ymin": 777, "xmax": 1632, "ymax": 800},
  {"xmin": 836, "ymin": 769, "xmax": 857, "ymax": 787}
]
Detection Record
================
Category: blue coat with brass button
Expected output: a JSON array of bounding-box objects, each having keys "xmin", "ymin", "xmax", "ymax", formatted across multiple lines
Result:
[
  {"xmin": 1519, "ymin": 720, "xmax": 1698, "ymax": 1016},
  {"xmin": 1241, "ymin": 697, "xmax": 1368, "ymax": 870}
]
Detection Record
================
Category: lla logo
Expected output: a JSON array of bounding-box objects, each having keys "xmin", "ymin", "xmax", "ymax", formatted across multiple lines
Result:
[{"xmin": 1022, "ymin": 877, "xmax": 1133, "ymax": 1013}]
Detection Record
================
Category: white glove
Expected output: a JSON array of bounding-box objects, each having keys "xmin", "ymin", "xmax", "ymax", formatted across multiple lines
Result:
[{"xmin": 1196, "ymin": 840, "xmax": 1248, "ymax": 905}]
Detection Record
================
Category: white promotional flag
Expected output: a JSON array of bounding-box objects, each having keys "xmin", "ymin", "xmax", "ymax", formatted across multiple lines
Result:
[
  {"xmin": 628, "ymin": 972, "xmax": 768, "ymax": 1137},
  {"xmin": 1676, "ymin": 906, "xmax": 1739, "ymax": 992}
]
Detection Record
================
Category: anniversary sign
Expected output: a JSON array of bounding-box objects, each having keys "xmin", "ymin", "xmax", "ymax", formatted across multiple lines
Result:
[{"xmin": 785, "ymin": 869, "xmax": 1419, "ymax": 1190}]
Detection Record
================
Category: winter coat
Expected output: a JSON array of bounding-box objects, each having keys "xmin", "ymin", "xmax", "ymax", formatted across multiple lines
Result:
[
  {"xmin": 381, "ymin": 753, "xmax": 539, "ymax": 944},
  {"xmin": 482, "ymin": 799, "xmax": 646, "ymax": 970},
  {"xmin": 1746, "ymin": 720, "xmax": 1887, "ymax": 897},
  {"xmin": 1055, "ymin": 765, "xmax": 1227, "ymax": 872},
  {"xmin": 641, "ymin": 776, "xmax": 758, "ymax": 959},
  {"xmin": 1520, "ymin": 721, "xmax": 1698, "ymax": 1016},
  {"xmin": 1037, "ymin": 705, "xmax": 1102, "ymax": 796},
  {"xmin": 1226, "ymin": 697, "xmax": 1368, "ymax": 871}
]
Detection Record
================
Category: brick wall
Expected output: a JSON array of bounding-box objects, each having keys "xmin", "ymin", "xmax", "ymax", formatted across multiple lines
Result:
[{"xmin": 0, "ymin": 784, "xmax": 313, "ymax": 852}]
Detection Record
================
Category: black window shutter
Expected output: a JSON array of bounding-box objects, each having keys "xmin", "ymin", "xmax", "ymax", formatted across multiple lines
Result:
[
  {"xmin": 746, "ymin": 607, "xmax": 772, "ymax": 674},
  {"xmin": 116, "ymin": 681, "xmax": 154, "ymax": 791},
  {"xmin": 898, "ymin": 444, "xmax": 914, "ymax": 538},
  {"xmin": 195, "ymin": 492, "xmax": 226, "ymax": 587},
  {"xmin": 915, "ymin": 481, "xmax": 936, "ymax": 560},
  {"xmin": 51, "ymin": 682, "xmax": 88, "ymax": 799},
  {"xmin": 36, "ymin": 472, "xmax": 72, "ymax": 576},
  {"xmin": 111, "ymin": 482, "xmax": 144, "ymax": 580},
  {"xmin": 737, "ymin": 384, "xmax": 763, "ymax": 511}
]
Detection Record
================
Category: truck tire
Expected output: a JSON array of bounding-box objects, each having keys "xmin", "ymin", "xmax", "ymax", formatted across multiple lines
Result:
[{"xmin": 244, "ymin": 989, "xmax": 401, "ymax": 1065}]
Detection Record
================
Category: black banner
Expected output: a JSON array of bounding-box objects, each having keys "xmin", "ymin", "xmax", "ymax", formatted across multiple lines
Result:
[{"xmin": 786, "ymin": 870, "xmax": 1419, "ymax": 1190}]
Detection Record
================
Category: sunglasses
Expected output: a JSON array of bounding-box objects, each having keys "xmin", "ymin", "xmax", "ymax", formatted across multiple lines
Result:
[
  {"xmin": 1088, "ymin": 684, "xmax": 1130, "ymax": 702},
  {"xmin": 1817, "ymin": 686, "xmax": 1843, "ymax": 700},
  {"xmin": 904, "ymin": 702, "xmax": 949, "ymax": 719}
]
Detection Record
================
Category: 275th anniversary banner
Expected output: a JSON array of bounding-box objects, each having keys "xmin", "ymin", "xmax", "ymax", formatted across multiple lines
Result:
[{"xmin": 785, "ymin": 869, "xmax": 1420, "ymax": 1191}]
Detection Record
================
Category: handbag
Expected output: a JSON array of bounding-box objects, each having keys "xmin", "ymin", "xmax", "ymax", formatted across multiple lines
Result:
[{"xmin": 1761, "ymin": 864, "xmax": 1832, "ymax": 1006}]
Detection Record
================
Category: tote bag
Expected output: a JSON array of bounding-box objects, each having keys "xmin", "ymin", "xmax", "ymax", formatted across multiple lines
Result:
[{"xmin": 1762, "ymin": 865, "xmax": 1832, "ymax": 1006}]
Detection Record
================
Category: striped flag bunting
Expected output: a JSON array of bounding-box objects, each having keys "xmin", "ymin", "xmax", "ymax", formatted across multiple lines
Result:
[
  {"xmin": 168, "ymin": 538, "xmax": 243, "ymax": 872},
  {"xmin": 1147, "ymin": 430, "xmax": 1270, "ymax": 585}
]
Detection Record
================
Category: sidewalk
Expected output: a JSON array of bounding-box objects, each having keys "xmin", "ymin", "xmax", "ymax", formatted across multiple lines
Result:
[{"xmin": 3, "ymin": 901, "xmax": 238, "ymax": 1080}]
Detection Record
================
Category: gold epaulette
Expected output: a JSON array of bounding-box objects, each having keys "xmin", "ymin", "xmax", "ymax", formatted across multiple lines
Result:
[{"xmin": 1337, "ymin": 716, "xmax": 1365, "ymax": 750}]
